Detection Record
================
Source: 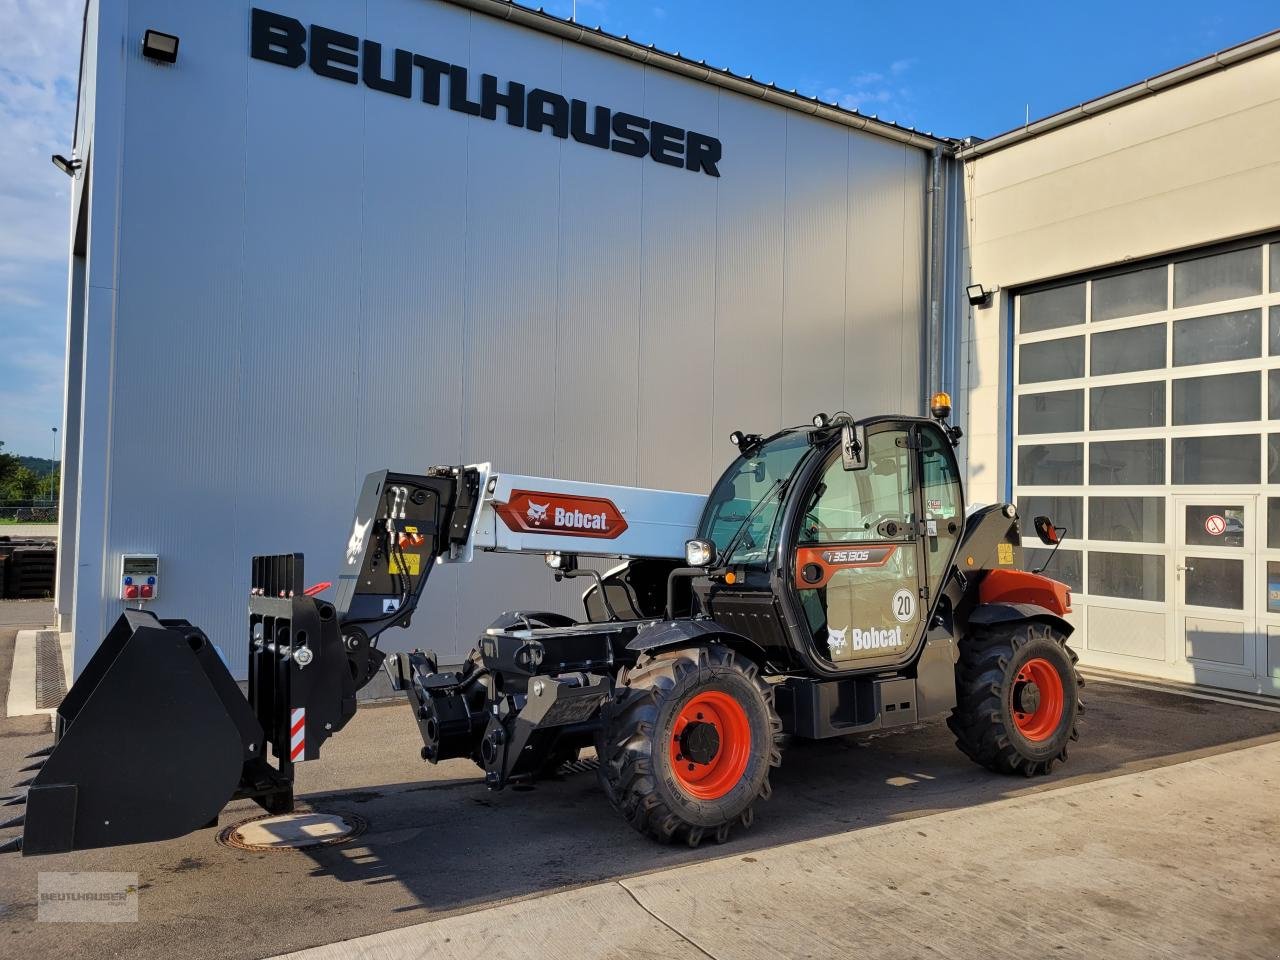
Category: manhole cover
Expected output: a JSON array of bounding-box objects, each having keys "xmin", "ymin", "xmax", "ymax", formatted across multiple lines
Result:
[{"xmin": 217, "ymin": 812, "xmax": 366, "ymax": 852}]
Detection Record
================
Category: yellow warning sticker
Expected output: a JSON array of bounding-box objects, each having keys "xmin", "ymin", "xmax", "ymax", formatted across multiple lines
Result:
[
  {"xmin": 388, "ymin": 552, "xmax": 421, "ymax": 576},
  {"xmin": 997, "ymin": 542, "xmax": 1014, "ymax": 565}
]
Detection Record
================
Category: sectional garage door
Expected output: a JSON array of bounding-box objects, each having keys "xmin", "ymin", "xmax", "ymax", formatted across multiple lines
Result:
[{"xmin": 1013, "ymin": 236, "xmax": 1280, "ymax": 697}]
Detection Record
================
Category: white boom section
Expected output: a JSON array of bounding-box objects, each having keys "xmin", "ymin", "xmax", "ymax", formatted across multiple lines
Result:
[{"xmin": 447, "ymin": 463, "xmax": 706, "ymax": 563}]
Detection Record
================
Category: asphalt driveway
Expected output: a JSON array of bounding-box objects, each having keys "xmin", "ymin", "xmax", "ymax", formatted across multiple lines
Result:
[{"xmin": 1, "ymin": 672, "xmax": 1279, "ymax": 960}]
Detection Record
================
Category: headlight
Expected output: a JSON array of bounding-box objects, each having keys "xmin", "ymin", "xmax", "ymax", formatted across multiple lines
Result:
[
  {"xmin": 685, "ymin": 539, "xmax": 717, "ymax": 567},
  {"xmin": 544, "ymin": 552, "xmax": 564, "ymax": 570}
]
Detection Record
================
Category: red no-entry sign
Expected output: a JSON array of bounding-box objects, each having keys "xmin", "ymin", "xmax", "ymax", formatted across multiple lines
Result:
[{"xmin": 1204, "ymin": 514, "xmax": 1226, "ymax": 536}]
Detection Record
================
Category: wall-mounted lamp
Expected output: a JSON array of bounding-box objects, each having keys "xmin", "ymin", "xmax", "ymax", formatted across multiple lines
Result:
[
  {"xmin": 142, "ymin": 29, "xmax": 180, "ymax": 63},
  {"xmin": 51, "ymin": 154, "xmax": 82, "ymax": 177},
  {"xmin": 966, "ymin": 283, "xmax": 993, "ymax": 308}
]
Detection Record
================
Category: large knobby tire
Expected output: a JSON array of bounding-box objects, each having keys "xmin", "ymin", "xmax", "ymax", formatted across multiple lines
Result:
[
  {"xmin": 597, "ymin": 645, "xmax": 783, "ymax": 847},
  {"xmin": 948, "ymin": 621, "xmax": 1084, "ymax": 777}
]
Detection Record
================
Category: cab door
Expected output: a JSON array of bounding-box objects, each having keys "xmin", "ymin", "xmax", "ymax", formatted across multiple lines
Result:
[
  {"xmin": 917, "ymin": 422, "xmax": 965, "ymax": 607},
  {"xmin": 792, "ymin": 424, "xmax": 927, "ymax": 667}
]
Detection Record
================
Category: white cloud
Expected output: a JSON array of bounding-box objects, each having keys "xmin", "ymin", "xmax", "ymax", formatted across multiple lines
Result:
[
  {"xmin": 0, "ymin": 0, "xmax": 81, "ymax": 456},
  {"xmin": 0, "ymin": 0, "xmax": 82, "ymax": 264},
  {"xmin": 815, "ymin": 58, "xmax": 918, "ymax": 122}
]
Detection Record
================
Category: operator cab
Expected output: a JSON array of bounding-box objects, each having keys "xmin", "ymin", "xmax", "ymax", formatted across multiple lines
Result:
[{"xmin": 692, "ymin": 410, "xmax": 965, "ymax": 675}]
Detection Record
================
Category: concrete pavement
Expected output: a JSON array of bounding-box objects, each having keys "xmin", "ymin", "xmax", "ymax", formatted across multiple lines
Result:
[
  {"xmin": 1, "ymin": 670, "xmax": 1278, "ymax": 960},
  {"xmin": 0, "ymin": 599, "xmax": 55, "ymax": 629},
  {"xmin": 0, "ymin": 602, "xmax": 60, "ymax": 722},
  {"xmin": 0, "ymin": 525, "xmax": 57, "ymax": 540},
  {"xmin": 270, "ymin": 740, "xmax": 1280, "ymax": 960}
]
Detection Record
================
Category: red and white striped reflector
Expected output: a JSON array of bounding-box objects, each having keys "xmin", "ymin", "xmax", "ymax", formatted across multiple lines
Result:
[{"xmin": 290, "ymin": 707, "xmax": 306, "ymax": 761}]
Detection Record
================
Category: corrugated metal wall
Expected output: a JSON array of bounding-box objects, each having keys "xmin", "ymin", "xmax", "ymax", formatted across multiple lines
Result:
[{"xmin": 79, "ymin": 0, "xmax": 930, "ymax": 675}]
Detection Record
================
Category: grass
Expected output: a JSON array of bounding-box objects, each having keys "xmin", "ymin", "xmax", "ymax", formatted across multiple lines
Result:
[{"xmin": 0, "ymin": 518, "xmax": 57, "ymax": 525}]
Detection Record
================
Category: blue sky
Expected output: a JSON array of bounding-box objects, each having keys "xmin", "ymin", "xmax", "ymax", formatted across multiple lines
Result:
[{"xmin": 0, "ymin": 1, "xmax": 1276, "ymax": 457}]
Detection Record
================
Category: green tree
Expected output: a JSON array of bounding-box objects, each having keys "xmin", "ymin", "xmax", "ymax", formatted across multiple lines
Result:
[
  {"xmin": 5, "ymin": 466, "xmax": 42, "ymax": 500},
  {"xmin": 0, "ymin": 441, "xmax": 22, "ymax": 498}
]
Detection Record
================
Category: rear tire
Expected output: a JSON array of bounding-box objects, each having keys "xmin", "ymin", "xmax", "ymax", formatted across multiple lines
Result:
[
  {"xmin": 598, "ymin": 645, "xmax": 782, "ymax": 846},
  {"xmin": 948, "ymin": 621, "xmax": 1083, "ymax": 776}
]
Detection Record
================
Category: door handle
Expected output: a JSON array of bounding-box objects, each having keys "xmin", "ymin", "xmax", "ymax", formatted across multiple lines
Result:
[{"xmin": 1176, "ymin": 564, "xmax": 1194, "ymax": 573}]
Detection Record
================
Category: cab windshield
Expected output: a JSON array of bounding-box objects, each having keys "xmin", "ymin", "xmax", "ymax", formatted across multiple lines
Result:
[{"xmin": 697, "ymin": 431, "xmax": 813, "ymax": 566}]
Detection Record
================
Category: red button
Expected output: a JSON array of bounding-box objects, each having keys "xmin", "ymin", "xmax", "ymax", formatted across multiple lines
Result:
[
  {"xmin": 140, "ymin": 584, "xmax": 154, "ymax": 599},
  {"xmin": 124, "ymin": 584, "xmax": 140, "ymax": 599}
]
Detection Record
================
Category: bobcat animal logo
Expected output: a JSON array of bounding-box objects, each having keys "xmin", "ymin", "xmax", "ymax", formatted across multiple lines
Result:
[
  {"xmin": 526, "ymin": 501, "xmax": 550, "ymax": 525},
  {"xmin": 826, "ymin": 625, "xmax": 848, "ymax": 655},
  {"xmin": 346, "ymin": 517, "xmax": 373, "ymax": 565}
]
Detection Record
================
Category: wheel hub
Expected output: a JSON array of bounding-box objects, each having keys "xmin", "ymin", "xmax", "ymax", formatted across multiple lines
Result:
[
  {"xmin": 1013, "ymin": 680, "xmax": 1041, "ymax": 715},
  {"xmin": 669, "ymin": 690, "xmax": 752, "ymax": 800},
  {"xmin": 678, "ymin": 720, "xmax": 721, "ymax": 765},
  {"xmin": 1010, "ymin": 657, "xmax": 1066, "ymax": 742}
]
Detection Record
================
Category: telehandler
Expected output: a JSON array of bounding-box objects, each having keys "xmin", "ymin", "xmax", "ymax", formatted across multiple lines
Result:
[{"xmin": 4, "ymin": 395, "xmax": 1080, "ymax": 853}]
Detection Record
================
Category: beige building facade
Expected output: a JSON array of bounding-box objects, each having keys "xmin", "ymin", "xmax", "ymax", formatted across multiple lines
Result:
[{"xmin": 959, "ymin": 32, "xmax": 1280, "ymax": 697}]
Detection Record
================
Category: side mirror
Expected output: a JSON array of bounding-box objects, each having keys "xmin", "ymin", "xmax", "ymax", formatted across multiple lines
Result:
[
  {"xmin": 685, "ymin": 539, "xmax": 717, "ymax": 568},
  {"xmin": 840, "ymin": 424, "xmax": 868, "ymax": 471},
  {"xmin": 1033, "ymin": 515, "xmax": 1061, "ymax": 546}
]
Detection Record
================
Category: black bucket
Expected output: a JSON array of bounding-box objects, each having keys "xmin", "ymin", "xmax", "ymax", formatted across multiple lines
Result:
[{"xmin": 20, "ymin": 610, "xmax": 264, "ymax": 855}]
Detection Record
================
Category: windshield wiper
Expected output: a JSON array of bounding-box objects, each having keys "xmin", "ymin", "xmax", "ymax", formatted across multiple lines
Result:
[{"xmin": 719, "ymin": 476, "xmax": 790, "ymax": 564}]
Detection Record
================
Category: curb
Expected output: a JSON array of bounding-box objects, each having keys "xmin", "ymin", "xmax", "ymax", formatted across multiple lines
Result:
[{"xmin": 5, "ymin": 628, "xmax": 70, "ymax": 724}]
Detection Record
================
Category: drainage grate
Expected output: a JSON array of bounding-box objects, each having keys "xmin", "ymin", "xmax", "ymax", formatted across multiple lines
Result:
[
  {"xmin": 34, "ymin": 632, "xmax": 67, "ymax": 709},
  {"xmin": 560, "ymin": 756, "xmax": 600, "ymax": 775}
]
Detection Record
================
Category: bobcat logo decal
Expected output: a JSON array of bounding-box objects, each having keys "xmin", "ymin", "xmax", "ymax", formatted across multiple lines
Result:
[
  {"xmin": 346, "ymin": 516, "xmax": 373, "ymax": 566},
  {"xmin": 496, "ymin": 490, "xmax": 629, "ymax": 539},
  {"xmin": 826, "ymin": 625, "xmax": 848, "ymax": 655}
]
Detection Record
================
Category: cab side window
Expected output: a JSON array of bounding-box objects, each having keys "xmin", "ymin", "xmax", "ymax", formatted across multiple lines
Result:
[
  {"xmin": 919, "ymin": 425, "xmax": 964, "ymax": 601},
  {"xmin": 799, "ymin": 431, "xmax": 914, "ymax": 544}
]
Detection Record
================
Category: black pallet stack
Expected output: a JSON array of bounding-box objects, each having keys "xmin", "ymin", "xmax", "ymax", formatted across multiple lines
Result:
[{"xmin": 0, "ymin": 538, "xmax": 57, "ymax": 599}]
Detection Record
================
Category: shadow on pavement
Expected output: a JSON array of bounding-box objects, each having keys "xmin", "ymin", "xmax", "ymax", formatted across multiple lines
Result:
[
  {"xmin": 1, "ymin": 680, "xmax": 1278, "ymax": 960},
  {"xmin": 293, "ymin": 680, "xmax": 1280, "ymax": 914}
]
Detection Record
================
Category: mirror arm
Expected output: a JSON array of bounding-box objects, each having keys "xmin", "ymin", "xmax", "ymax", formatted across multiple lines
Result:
[{"xmin": 1032, "ymin": 526, "xmax": 1067, "ymax": 575}]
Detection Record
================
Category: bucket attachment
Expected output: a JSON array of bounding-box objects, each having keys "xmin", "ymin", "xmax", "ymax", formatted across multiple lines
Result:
[
  {"xmin": 19, "ymin": 610, "xmax": 263, "ymax": 855},
  {"xmin": 10, "ymin": 554, "xmax": 354, "ymax": 856}
]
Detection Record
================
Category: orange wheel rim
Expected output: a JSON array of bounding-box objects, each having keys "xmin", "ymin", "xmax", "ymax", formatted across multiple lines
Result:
[
  {"xmin": 1011, "ymin": 657, "xmax": 1065, "ymax": 742},
  {"xmin": 669, "ymin": 690, "xmax": 751, "ymax": 800}
]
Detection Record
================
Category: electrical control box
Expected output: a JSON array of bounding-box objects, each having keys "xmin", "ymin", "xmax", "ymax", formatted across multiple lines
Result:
[{"xmin": 120, "ymin": 554, "xmax": 159, "ymax": 601}]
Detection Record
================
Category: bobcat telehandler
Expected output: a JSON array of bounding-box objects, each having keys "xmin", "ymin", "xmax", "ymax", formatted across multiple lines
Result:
[{"xmin": 4, "ymin": 396, "xmax": 1080, "ymax": 854}]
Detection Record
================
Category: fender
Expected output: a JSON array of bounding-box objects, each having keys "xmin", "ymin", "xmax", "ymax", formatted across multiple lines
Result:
[
  {"xmin": 968, "ymin": 601, "xmax": 1073, "ymax": 639},
  {"xmin": 978, "ymin": 568, "xmax": 1071, "ymax": 615},
  {"xmin": 627, "ymin": 617, "xmax": 769, "ymax": 665}
]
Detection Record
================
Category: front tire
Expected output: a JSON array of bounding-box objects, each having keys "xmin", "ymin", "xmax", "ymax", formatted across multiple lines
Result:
[
  {"xmin": 598, "ymin": 645, "xmax": 782, "ymax": 846},
  {"xmin": 948, "ymin": 621, "xmax": 1083, "ymax": 776}
]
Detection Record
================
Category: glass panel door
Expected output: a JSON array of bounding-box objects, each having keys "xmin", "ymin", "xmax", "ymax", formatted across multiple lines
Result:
[{"xmin": 1174, "ymin": 496, "xmax": 1257, "ymax": 675}]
